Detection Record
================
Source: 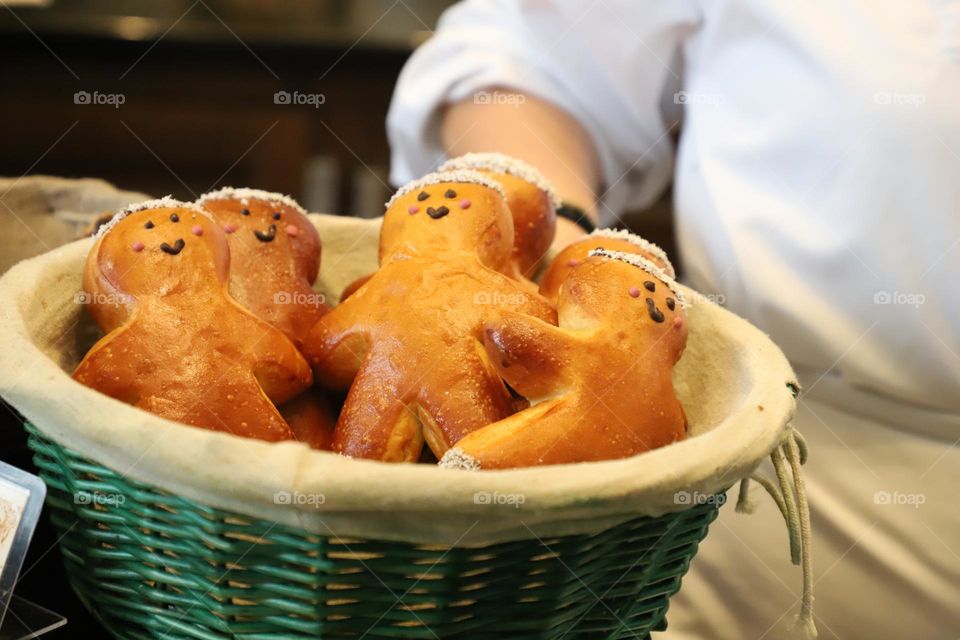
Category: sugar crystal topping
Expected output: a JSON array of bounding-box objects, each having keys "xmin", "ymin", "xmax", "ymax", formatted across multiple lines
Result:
[
  {"xmin": 439, "ymin": 152, "xmax": 561, "ymax": 209},
  {"xmin": 589, "ymin": 228, "xmax": 675, "ymax": 277},
  {"xmin": 385, "ymin": 170, "xmax": 506, "ymax": 209},
  {"xmin": 588, "ymin": 248, "xmax": 686, "ymax": 309},
  {"xmin": 198, "ymin": 187, "xmax": 307, "ymax": 216},
  {"xmin": 95, "ymin": 196, "xmax": 210, "ymax": 239},
  {"xmin": 438, "ymin": 447, "xmax": 482, "ymax": 471}
]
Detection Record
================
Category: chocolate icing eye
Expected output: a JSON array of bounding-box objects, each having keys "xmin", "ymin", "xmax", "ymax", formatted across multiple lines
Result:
[
  {"xmin": 666, "ymin": 297, "xmax": 676, "ymax": 311},
  {"xmin": 272, "ymin": 212, "xmax": 282, "ymax": 220},
  {"xmin": 644, "ymin": 281, "xmax": 656, "ymax": 292},
  {"xmin": 417, "ymin": 191, "xmax": 430, "ymax": 201},
  {"xmin": 144, "ymin": 221, "xmax": 154, "ymax": 229},
  {"xmin": 170, "ymin": 213, "xmax": 179, "ymax": 223},
  {"xmin": 241, "ymin": 208, "xmax": 251, "ymax": 216},
  {"xmin": 444, "ymin": 189, "xmax": 457, "ymax": 198}
]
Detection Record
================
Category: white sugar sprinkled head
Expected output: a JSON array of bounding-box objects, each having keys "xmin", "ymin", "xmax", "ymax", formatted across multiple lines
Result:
[
  {"xmin": 589, "ymin": 228, "xmax": 675, "ymax": 278},
  {"xmin": 198, "ymin": 187, "xmax": 308, "ymax": 216},
  {"xmin": 95, "ymin": 196, "xmax": 211, "ymax": 239},
  {"xmin": 438, "ymin": 447, "xmax": 481, "ymax": 471},
  {"xmin": 385, "ymin": 170, "xmax": 507, "ymax": 210},
  {"xmin": 439, "ymin": 152, "xmax": 562, "ymax": 209},
  {"xmin": 588, "ymin": 248, "xmax": 686, "ymax": 309}
]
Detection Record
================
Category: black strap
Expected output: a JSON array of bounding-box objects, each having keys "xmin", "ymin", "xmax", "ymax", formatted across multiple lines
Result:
[{"xmin": 555, "ymin": 202, "xmax": 596, "ymax": 233}]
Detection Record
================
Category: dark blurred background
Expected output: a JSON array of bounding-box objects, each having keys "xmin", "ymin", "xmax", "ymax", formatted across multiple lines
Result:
[
  {"xmin": 0, "ymin": 1, "xmax": 676, "ymax": 636},
  {"xmin": 0, "ymin": 0, "xmax": 676, "ymax": 238}
]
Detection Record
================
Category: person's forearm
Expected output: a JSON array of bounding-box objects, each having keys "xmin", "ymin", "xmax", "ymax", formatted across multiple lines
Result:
[{"xmin": 441, "ymin": 89, "xmax": 601, "ymax": 245}]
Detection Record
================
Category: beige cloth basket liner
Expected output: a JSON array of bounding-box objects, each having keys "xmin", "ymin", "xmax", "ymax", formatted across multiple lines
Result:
[{"xmin": 0, "ymin": 180, "xmax": 798, "ymax": 546}]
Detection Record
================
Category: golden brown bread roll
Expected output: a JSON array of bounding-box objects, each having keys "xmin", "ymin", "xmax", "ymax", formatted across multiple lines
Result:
[
  {"xmin": 73, "ymin": 197, "xmax": 312, "ymax": 442},
  {"xmin": 302, "ymin": 171, "xmax": 557, "ymax": 462},
  {"xmin": 441, "ymin": 248, "xmax": 687, "ymax": 469},
  {"xmin": 440, "ymin": 152, "xmax": 559, "ymax": 280},
  {"xmin": 539, "ymin": 228, "xmax": 675, "ymax": 303},
  {"xmin": 197, "ymin": 187, "xmax": 327, "ymax": 348},
  {"xmin": 197, "ymin": 187, "xmax": 335, "ymax": 449}
]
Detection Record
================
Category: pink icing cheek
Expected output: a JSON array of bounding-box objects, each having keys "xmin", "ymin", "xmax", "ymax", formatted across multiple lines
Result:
[
  {"xmin": 408, "ymin": 205, "xmax": 419, "ymax": 214},
  {"xmin": 286, "ymin": 224, "xmax": 300, "ymax": 237},
  {"xmin": 628, "ymin": 286, "xmax": 641, "ymax": 298},
  {"xmin": 191, "ymin": 225, "xmax": 204, "ymax": 236},
  {"xmin": 459, "ymin": 199, "xmax": 471, "ymax": 210},
  {"xmin": 131, "ymin": 241, "xmax": 145, "ymax": 252},
  {"xmin": 567, "ymin": 259, "xmax": 580, "ymax": 268},
  {"xmin": 673, "ymin": 315, "xmax": 684, "ymax": 329},
  {"xmin": 224, "ymin": 223, "xmax": 238, "ymax": 234}
]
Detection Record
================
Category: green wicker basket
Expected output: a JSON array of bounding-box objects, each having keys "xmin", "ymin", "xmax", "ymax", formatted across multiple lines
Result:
[{"xmin": 25, "ymin": 423, "xmax": 723, "ymax": 640}]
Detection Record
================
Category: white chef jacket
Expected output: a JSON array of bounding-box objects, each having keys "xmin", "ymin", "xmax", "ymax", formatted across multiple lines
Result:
[
  {"xmin": 387, "ymin": 1, "xmax": 960, "ymax": 638},
  {"xmin": 388, "ymin": 0, "xmax": 960, "ymax": 419}
]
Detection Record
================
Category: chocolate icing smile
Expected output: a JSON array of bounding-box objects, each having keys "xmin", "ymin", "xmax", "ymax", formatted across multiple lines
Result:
[
  {"xmin": 160, "ymin": 238, "xmax": 186, "ymax": 255},
  {"xmin": 427, "ymin": 205, "xmax": 450, "ymax": 219},
  {"xmin": 645, "ymin": 298, "xmax": 665, "ymax": 323},
  {"xmin": 254, "ymin": 224, "xmax": 277, "ymax": 242}
]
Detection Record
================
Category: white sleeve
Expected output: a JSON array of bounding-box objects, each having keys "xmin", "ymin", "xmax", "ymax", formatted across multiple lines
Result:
[{"xmin": 386, "ymin": 0, "xmax": 699, "ymax": 220}]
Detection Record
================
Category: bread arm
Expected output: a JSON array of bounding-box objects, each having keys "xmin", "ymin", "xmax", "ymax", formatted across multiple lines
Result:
[
  {"xmin": 301, "ymin": 298, "xmax": 370, "ymax": 389},
  {"xmin": 250, "ymin": 324, "xmax": 313, "ymax": 405},
  {"xmin": 482, "ymin": 311, "xmax": 573, "ymax": 400},
  {"xmin": 73, "ymin": 327, "xmax": 140, "ymax": 404}
]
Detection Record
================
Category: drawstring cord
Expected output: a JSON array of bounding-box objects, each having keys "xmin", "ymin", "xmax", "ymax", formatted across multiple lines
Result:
[
  {"xmin": 736, "ymin": 425, "xmax": 816, "ymax": 638},
  {"xmin": 786, "ymin": 428, "xmax": 816, "ymax": 639},
  {"xmin": 772, "ymin": 444, "xmax": 802, "ymax": 564}
]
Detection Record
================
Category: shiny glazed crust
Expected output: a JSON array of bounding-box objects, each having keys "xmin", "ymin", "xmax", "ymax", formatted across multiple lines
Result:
[
  {"xmin": 303, "ymin": 179, "xmax": 556, "ymax": 462},
  {"xmin": 73, "ymin": 203, "xmax": 312, "ymax": 442},
  {"xmin": 443, "ymin": 254, "xmax": 687, "ymax": 469},
  {"xmin": 198, "ymin": 191, "xmax": 327, "ymax": 347}
]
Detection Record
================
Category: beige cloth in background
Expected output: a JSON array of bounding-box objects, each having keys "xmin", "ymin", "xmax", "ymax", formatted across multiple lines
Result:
[
  {"xmin": 0, "ymin": 176, "xmax": 148, "ymax": 274},
  {"xmin": 0, "ymin": 178, "xmax": 798, "ymax": 546}
]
